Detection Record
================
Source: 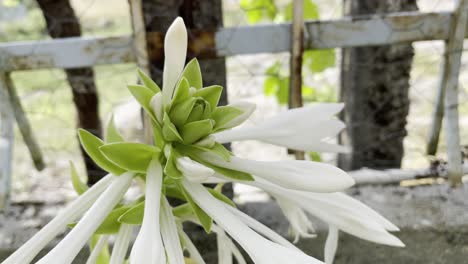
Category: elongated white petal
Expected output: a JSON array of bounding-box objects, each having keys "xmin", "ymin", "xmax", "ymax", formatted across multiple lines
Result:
[
  {"xmin": 150, "ymin": 93, "xmax": 163, "ymax": 123},
  {"xmin": 109, "ymin": 224, "xmax": 133, "ymax": 264},
  {"xmin": 2, "ymin": 174, "xmax": 113, "ymax": 264},
  {"xmin": 130, "ymin": 160, "xmax": 165, "ymax": 264},
  {"xmin": 163, "ymin": 17, "xmax": 187, "ymax": 105},
  {"xmin": 177, "ymin": 156, "xmax": 214, "ymax": 182},
  {"xmin": 221, "ymin": 101, "xmax": 256, "ymax": 129},
  {"xmin": 213, "ymin": 103, "xmax": 348, "ymax": 153},
  {"xmin": 202, "ymin": 154, "xmax": 354, "ymax": 192},
  {"xmin": 160, "ymin": 197, "xmax": 185, "ymax": 264},
  {"xmin": 324, "ymin": 225, "xmax": 338, "ymax": 264},
  {"xmin": 182, "ymin": 180, "xmax": 324, "ymax": 264},
  {"xmin": 276, "ymin": 198, "xmax": 316, "ymax": 243},
  {"xmin": 86, "ymin": 235, "xmax": 109, "ymax": 264},
  {"xmin": 215, "ymin": 227, "xmax": 233, "ymax": 264},
  {"xmin": 253, "ymin": 179, "xmax": 404, "ymax": 247},
  {"xmin": 225, "ymin": 205, "xmax": 299, "ymax": 250},
  {"xmin": 211, "ymin": 225, "xmax": 247, "ymax": 264},
  {"xmin": 178, "ymin": 227, "xmax": 206, "ymax": 264},
  {"xmin": 37, "ymin": 172, "xmax": 133, "ymax": 264}
]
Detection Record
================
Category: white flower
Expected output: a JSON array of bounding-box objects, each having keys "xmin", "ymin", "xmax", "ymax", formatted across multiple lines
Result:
[
  {"xmin": 1, "ymin": 174, "xmax": 114, "ymax": 264},
  {"xmin": 200, "ymin": 154, "xmax": 355, "ymax": 192},
  {"xmin": 150, "ymin": 92, "xmax": 163, "ymax": 123},
  {"xmin": 86, "ymin": 235, "xmax": 109, "ymax": 264},
  {"xmin": 182, "ymin": 180, "xmax": 324, "ymax": 264},
  {"xmin": 109, "ymin": 224, "xmax": 133, "ymax": 264},
  {"xmin": 176, "ymin": 156, "xmax": 215, "ymax": 182},
  {"xmin": 162, "ymin": 17, "xmax": 187, "ymax": 105},
  {"xmin": 212, "ymin": 224, "xmax": 247, "ymax": 264},
  {"xmin": 36, "ymin": 172, "xmax": 134, "ymax": 264},
  {"xmin": 160, "ymin": 197, "xmax": 185, "ymax": 264},
  {"xmin": 213, "ymin": 103, "xmax": 348, "ymax": 153},
  {"xmin": 324, "ymin": 225, "xmax": 338, "ymax": 264},
  {"xmin": 129, "ymin": 160, "xmax": 166, "ymax": 264},
  {"xmin": 178, "ymin": 226, "xmax": 206, "ymax": 264},
  {"xmin": 276, "ymin": 197, "xmax": 316, "ymax": 243}
]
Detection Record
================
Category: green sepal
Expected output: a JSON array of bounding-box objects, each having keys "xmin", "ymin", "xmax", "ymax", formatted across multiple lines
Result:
[
  {"xmin": 118, "ymin": 201, "xmax": 144, "ymax": 225},
  {"xmin": 171, "ymin": 77, "xmax": 191, "ymax": 106},
  {"xmin": 186, "ymin": 99, "xmax": 211, "ymax": 123},
  {"xmin": 151, "ymin": 119, "xmax": 165, "ymax": 150},
  {"xmin": 169, "ymin": 97, "xmax": 196, "ymax": 127},
  {"xmin": 180, "ymin": 119, "xmax": 214, "ymax": 145},
  {"xmin": 78, "ymin": 129, "xmax": 126, "ymax": 176},
  {"xmin": 176, "ymin": 143, "xmax": 231, "ymax": 162},
  {"xmin": 211, "ymin": 105, "xmax": 244, "ymax": 131},
  {"xmin": 127, "ymin": 84, "xmax": 156, "ymax": 120},
  {"xmin": 208, "ymin": 188, "xmax": 236, "ymax": 207},
  {"xmin": 99, "ymin": 142, "xmax": 160, "ymax": 173},
  {"xmin": 164, "ymin": 146, "xmax": 184, "ymax": 180},
  {"xmin": 202, "ymin": 162, "xmax": 254, "ymax": 181},
  {"xmin": 163, "ymin": 183, "xmax": 186, "ymax": 200},
  {"xmin": 192, "ymin": 85, "xmax": 223, "ymax": 111},
  {"xmin": 182, "ymin": 58, "xmax": 203, "ymax": 89},
  {"xmin": 137, "ymin": 68, "xmax": 161, "ymax": 94},
  {"xmin": 162, "ymin": 112, "xmax": 183, "ymax": 142},
  {"xmin": 105, "ymin": 114, "xmax": 124, "ymax": 143},
  {"xmin": 69, "ymin": 161, "xmax": 88, "ymax": 195},
  {"xmin": 172, "ymin": 203, "xmax": 193, "ymax": 219},
  {"xmin": 179, "ymin": 183, "xmax": 212, "ymax": 233},
  {"xmin": 69, "ymin": 205, "xmax": 131, "ymax": 234}
]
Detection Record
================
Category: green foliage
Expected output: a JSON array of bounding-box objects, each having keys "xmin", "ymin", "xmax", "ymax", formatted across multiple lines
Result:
[
  {"xmin": 240, "ymin": 0, "xmax": 277, "ymax": 24},
  {"xmin": 99, "ymin": 143, "xmax": 160, "ymax": 173},
  {"xmin": 181, "ymin": 59, "xmax": 203, "ymax": 89},
  {"xmin": 69, "ymin": 161, "xmax": 88, "ymax": 195},
  {"xmin": 105, "ymin": 115, "xmax": 125, "ymax": 143}
]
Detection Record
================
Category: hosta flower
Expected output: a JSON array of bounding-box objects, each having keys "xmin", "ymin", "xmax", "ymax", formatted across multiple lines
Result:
[{"xmin": 3, "ymin": 16, "xmax": 403, "ymax": 264}]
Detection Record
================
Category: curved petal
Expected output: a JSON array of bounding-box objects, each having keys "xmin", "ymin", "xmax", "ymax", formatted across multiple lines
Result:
[
  {"xmin": 276, "ymin": 198, "xmax": 316, "ymax": 243},
  {"xmin": 220, "ymin": 101, "xmax": 256, "ymax": 130},
  {"xmin": 109, "ymin": 224, "xmax": 133, "ymax": 264},
  {"xmin": 213, "ymin": 103, "xmax": 347, "ymax": 153},
  {"xmin": 324, "ymin": 225, "xmax": 338, "ymax": 264},
  {"xmin": 178, "ymin": 227, "xmax": 206, "ymax": 264},
  {"xmin": 177, "ymin": 156, "xmax": 214, "ymax": 182},
  {"xmin": 160, "ymin": 197, "xmax": 185, "ymax": 264},
  {"xmin": 86, "ymin": 235, "xmax": 109, "ymax": 264},
  {"xmin": 201, "ymin": 154, "xmax": 354, "ymax": 192},
  {"xmin": 130, "ymin": 160, "xmax": 166, "ymax": 264},
  {"xmin": 37, "ymin": 172, "xmax": 134, "ymax": 264},
  {"xmin": 182, "ymin": 180, "xmax": 324, "ymax": 264},
  {"xmin": 162, "ymin": 17, "xmax": 188, "ymax": 105},
  {"xmin": 1, "ymin": 174, "xmax": 114, "ymax": 264}
]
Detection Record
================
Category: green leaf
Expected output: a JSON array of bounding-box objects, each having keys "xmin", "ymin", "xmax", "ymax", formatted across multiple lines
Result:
[
  {"xmin": 308, "ymin": 151, "xmax": 322, "ymax": 162},
  {"xmin": 94, "ymin": 206, "xmax": 131, "ymax": 234},
  {"xmin": 240, "ymin": 0, "xmax": 277, "ymax": 24},
  {"xmin": 180, "ymin": 119, "xmax": 214, "ymax": 144},
  {"xmin": 99, "ymin": 143, "xmax": 160, "ymax": 173},
  {"xmin": 162, "ymin": 112, "xmax": 183, "ymax": 142},
  {"xmin": 185, "ymin": 100, "xmax": 211, "ymax": 123},
  {"xmin": 263, "ymin": 76, "xmax": 279, "ymax": 96},
  {"xmin": 69, "ymin": 161, "xmax": 88, "ymax": 195},
  {"xmin": 303, "ymin": 49, "xmax": 336, "ymax": 73},
  {"xmin": 211, "ymin": 106, "xmax": 244, "ymax": 131},
  {"xmin": 208, "ymin": 188, "xmax": 236, "ymax": 207},
  {"xmin": 284, "ymin": 0, "xmax": 319, "ymax": 21},
  {"xmin": 175, "ymin": 143, "xmax": 231, "ymax": 162},
  {"xmin": 151, "ymin": 119, "xmax": 165, "ymax": 150},
  {"xmin": 180, "ymin": 184, "xmax": 212, "ymax": 233},
  {"xmin": 137, "ymin": 68, "xmax": 161, "ymax": 94},
  {"xmin": 192, "ymin": 85, "xmax": 223, "ymax": 111},
  {"xmin": 105, "ymin": 115, "xmax": 124, "ymax": 143},
  {"xmin": 172, "ymin": 203, "xmax": 193, "ymax": 219},
  {"xmin": 169, "ymin": 97, "xmax": 196, "ymax": 127},
  {"xmin": 276, "ymin": 77, "xmax": 289, "ymax": 105},
  {"xmin": 204, "ymin": 163, "xmax": 254, "ymax": 181},
  {"xmin": 118, "ymin": 201, "xmax": 144, "ymax": 225},
  {"xmin": 172, "ymin": 77, "xmax": 191, "ymax": 106},
  {"xmin": 78, "ymin": 129, "xmax": 126, "ymax": 176},
  {"xmin": 164, "ymin": 184, "xmax": 186, "ymax": 200},
  {"xmin": 127, "ymin": 84, "xmax": 156, "ymax": 120},
  {"xmin": 181, "ymin": 58, "xmax": 203, "ymax": 89},
  {"xmin": 164, "ymin": 146, "xmax": 184, "ymax": 180}
]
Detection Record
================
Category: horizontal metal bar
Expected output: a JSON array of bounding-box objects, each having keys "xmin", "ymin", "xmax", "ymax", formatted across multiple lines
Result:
[{"xmin": 0, "ymin": 11, "xmax": 464, "ymax": 71}]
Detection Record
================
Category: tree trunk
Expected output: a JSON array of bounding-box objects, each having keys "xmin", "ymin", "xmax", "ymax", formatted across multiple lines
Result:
[
  {"xmin": 36, "ymin": 0, "xmax": 105, "ymax": 185},
  {"xmin": 142, "ymin": 1, "xmax": 228, "ymax": 262},
  {"xmin": 338, "ymin": 0, "xmax": 418, "ymax": 170}
]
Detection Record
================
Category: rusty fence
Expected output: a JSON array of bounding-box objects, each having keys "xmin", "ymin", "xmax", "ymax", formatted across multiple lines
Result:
[{"xmin": 1, "ymin": 1, "xmax": 468, "ymax": 208}]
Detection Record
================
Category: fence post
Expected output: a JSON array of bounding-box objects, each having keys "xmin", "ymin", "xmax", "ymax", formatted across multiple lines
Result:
[
  {"xmin": 0, "ymin": 73, "xmax": 14, "ymax": 209},
  {"xmin": 442, "ymin": 0, "xmax": 468, "ymax": 186}
]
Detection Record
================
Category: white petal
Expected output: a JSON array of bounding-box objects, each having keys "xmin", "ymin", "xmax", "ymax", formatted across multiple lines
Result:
[
  {"xmin": 221, "ymin": 101, "xmax": 256, "ymax": 129},
  {"xmin": 276, "ymin": 198, "xmax": 316, "ymax": 243},
  {"xmin": 177, "ymin": 156, "xmax": 214, "ymax": 182},
  {"xmin": 160, "ymin": 197, "xmax": 185, "ymax": 264},
  {"xmin": 109, "ymin": 224, "xmax": 133, "ymax": 264},
  {"xmin": 37, "ymin": 172, "xmax": 134, "ymax": 264},
  {"xmin": 178, "ymin": 227, "xmax": 206, "ymax": 264},
  {"xmin": 150, "ymin": 93, "xmax": 163, "ymax": 123},
  {"xmin": 163, "ymin": 17, "xmax": 187, "ymax": 105},
  {"xmin": 324, "ymin": 225, "xmax": 338, "ymax": 264},
  {"xmin": 86, "ymin": 235, "xmax": 109, "ymax": 264},
  {"xmin": 182, "ymin": 180, "xmax": 324, "ymax": 264},
  {"xmin": 213, "ymin": 103, "xmax": 347, "ymax": 153},
  {"xmin": 215, "ymin": 227, "xmax": 233, "ymax": 264},
  {"xmin": 1, "ymin": 174, "xmax": 114, "ymax": 264},
  {"xmin": 201, "ymin": 154, "xmax": 354, "ymax": 192},
  {"xmin": 130, "ymin": 160, "xmax": 165, "ymax": 264}
]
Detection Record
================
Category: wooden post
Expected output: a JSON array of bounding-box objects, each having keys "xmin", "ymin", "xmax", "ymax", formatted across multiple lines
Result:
[
  {"xmin": 442, "ymin": 0, "xmax": 468, "ymax": 186},
  {"xmin": 288, "ymin": 0, "xmax": 305, "ymax": 160},
  {"xmin": 0, "ymin": 73, "xmax": 14, "ymax": 209},
  {"xmin": 4, "ymin": 74, "xmax": 45, "ymax": 171}
]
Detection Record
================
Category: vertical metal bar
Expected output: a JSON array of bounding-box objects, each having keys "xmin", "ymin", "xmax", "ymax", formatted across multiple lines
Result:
[
  {"xmin": 442, "ymin": 0, "xmax": 468, "ymax": 186},
  {"xmin": 289, "ymin": 0, "xmax": 305, "ymax": 160},
  {"xmin": 0, "ymin": 73, "xmax": 14, "ymax": 209},
  {"xmin": 128, "ymin": 0, "xmax": 153, "ymax": 144}
]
